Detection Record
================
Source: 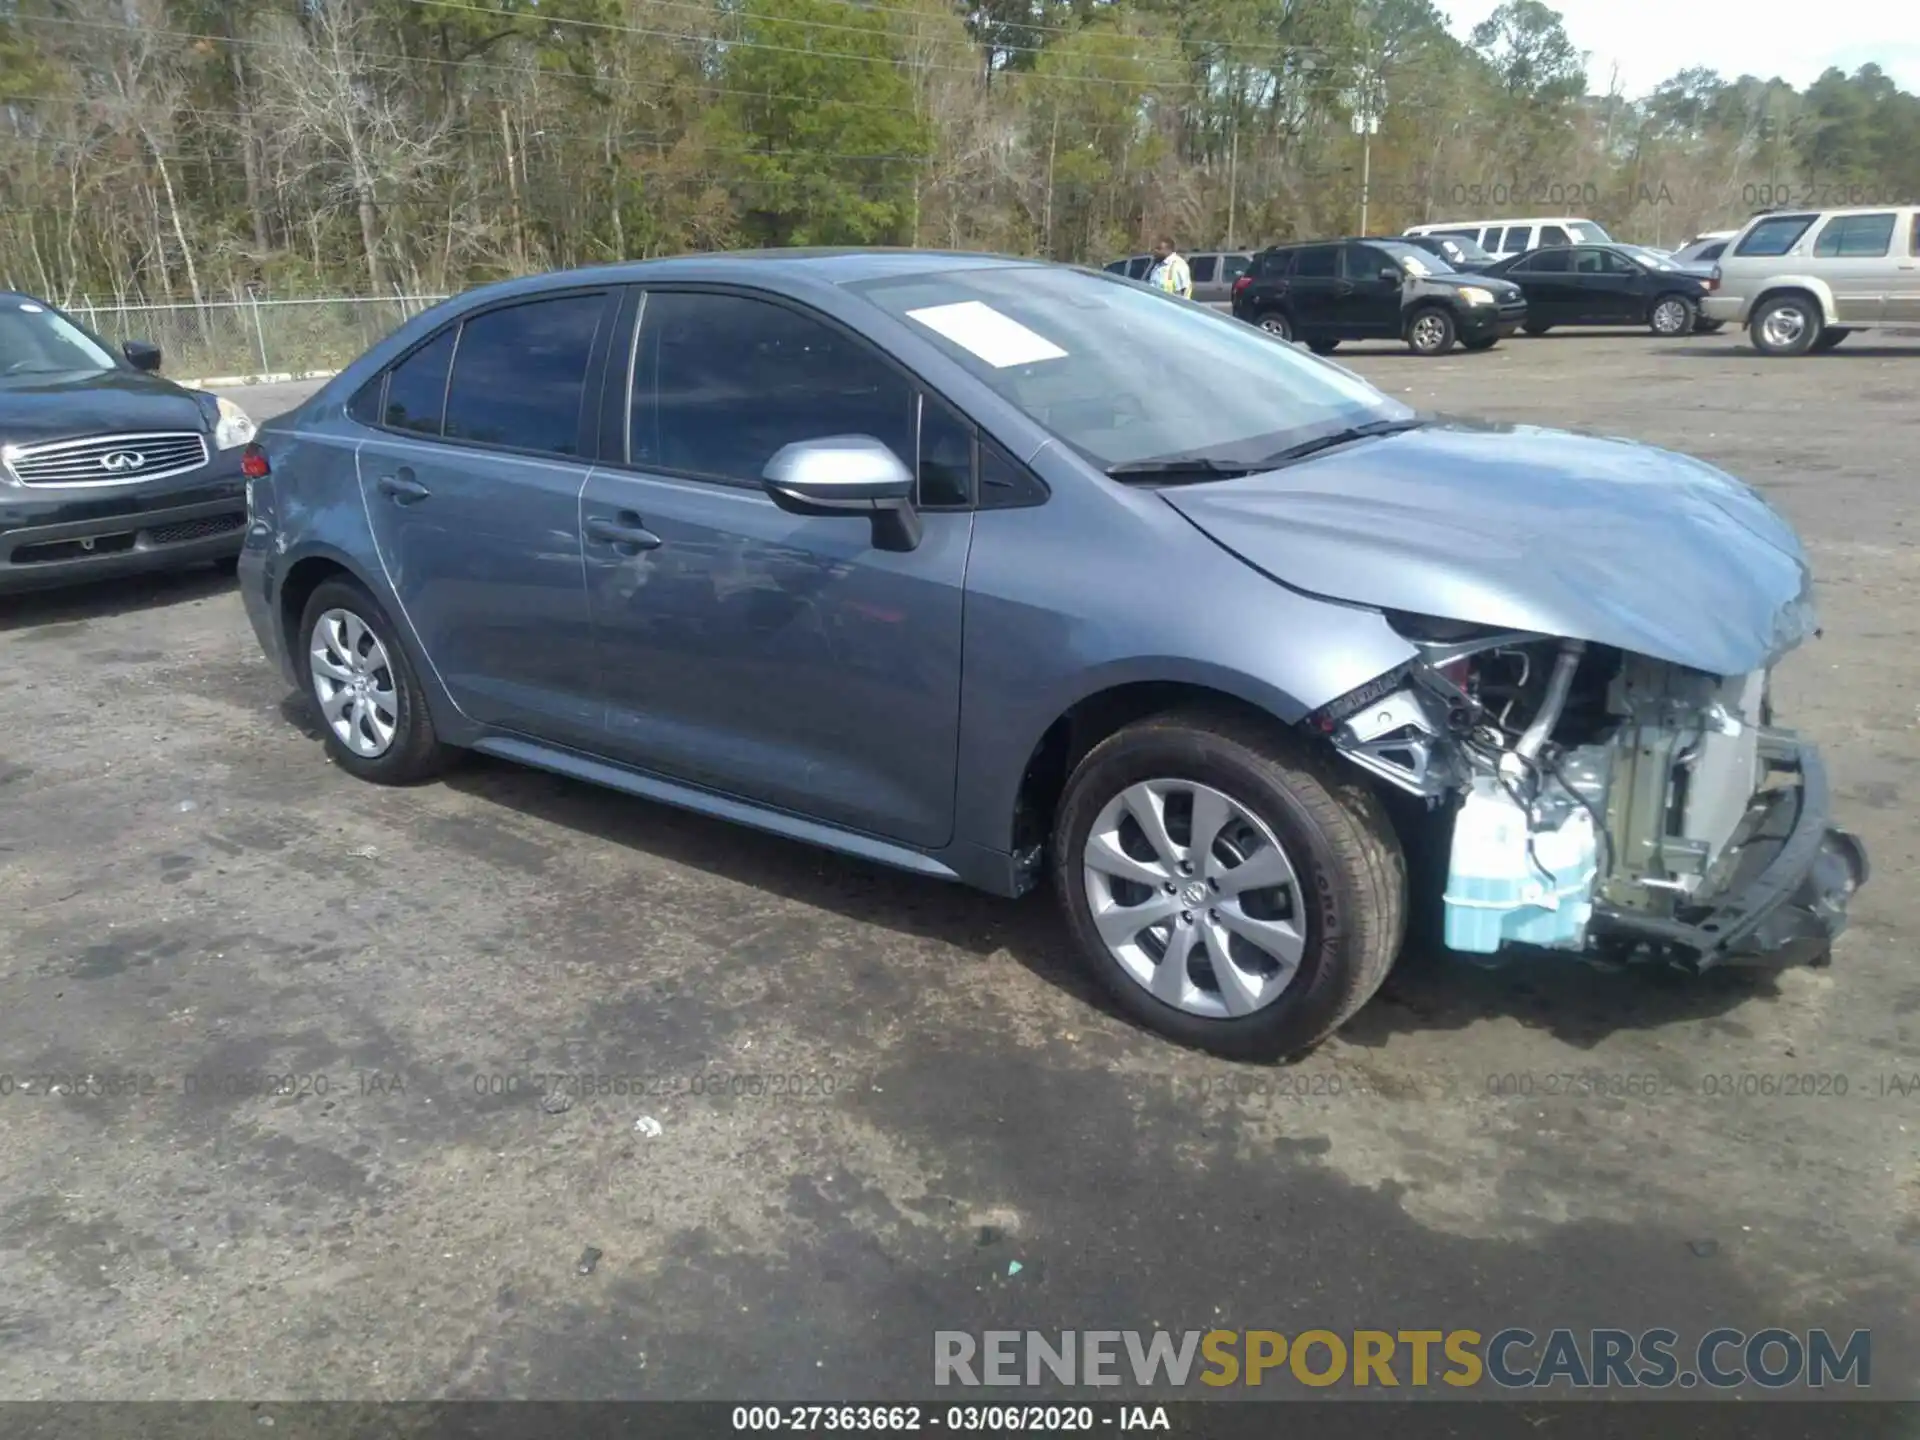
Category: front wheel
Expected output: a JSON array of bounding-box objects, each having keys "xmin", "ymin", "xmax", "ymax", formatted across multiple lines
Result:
[
  {"xmin": 1749, "ymin": 295, "xmax": 1820, "ymax": 356},
  {"xmin": 1307, "ymin": 339, "xmax": 1339, "ymax": 354},
  {"xmin": 1811, "ymin": 327, "xmax": 1853, "ymax": 352},
  {"xmin": 1255, "ymin": 310, "xmax": 1293, "ymax": 341},
  {"xmin": 1051, "ymin": 710, "xmax": 1406, "ymax": 1060},
  {"xmin": 298, "ymin": 577, "xmax": 451, "ymax": 785},
  {"xmin": 1406, "ymin": 307, "xmax": 1456, "ymax": 355},
  {"xmin": 1693, "ymin": 317, "xmax": 1725, "ymax": 334},
  {"xmin": 1649, "ymin": 294, "xmax": 1695, "ymax": 336}
]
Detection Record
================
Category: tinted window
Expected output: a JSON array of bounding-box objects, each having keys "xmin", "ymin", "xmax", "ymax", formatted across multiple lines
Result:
[
  {"xmin": 348, "ymin": 376, "xmax": 383, "ymax": 427},
  {"xmin": 1189, "ymin": 255, "xmax": 1218, "ymax": 284},
  {"xmin": 1598, "ymin": 249, "xmax": 1640, "ymax": 275},
  {"xmin": 633, "ymin": 291, "xmax": 912, "ymax": 485},
  {"xmin": 1524, "ymin": 249, "xmax": 1570, "ymax": 274},
  {"xmin": 382, "ymin": 326, "xmax": 457, "ymax": 435},
  {"xmin": 1540, "ymin": 225, "xmax": 1572, "ymax": 246},
  {"xmin": 917, "ymin": 394, "xmax": 973, "ymax": 509},
  {"xmin": 1293, "ymin": 246, "xmax": 1339, "ymax": 278},
  {"xmin": 1254, "ymin": 250, "xmax": 1293, "ymax": 278},
  {"xmin": 1221, "ymin": 254, "xmax": 1251, "ymax": 282},
  {"xmin": 1812, "ymin": 212, "xmax": 1895, "ymax": 257},
  {"xmin": 1498, "ymin": 226, "xmax": 1531, "ymax": 252},
  {"xmin": 1700, "ymin": 242, "xmax": 1726, "ymax": 261},
  {"xmin": 1736, "ymin": 215, "xmax": 1817, "ymax": 256},
  {"xmin": 1127, "ymin": 257, "xmax": 1152, "ymax": 279},
  {"xmin": 443, "ymin": 294, "xmax": 604, "ymax": 455},
  {"xmin": 1104, "ymin": 261, "xmax": 1128, "ymax": 275},
  {"xmin": 1912, "ymin": 215, "xmax": 1920, "ymax": 257},
  {"xmin": 977, "ymin": 441, "xmax": 1047, "ymax": 510},
  {"xmin": 1572, "ymin": 248, "xmax": 1607, "ymax": 274}
]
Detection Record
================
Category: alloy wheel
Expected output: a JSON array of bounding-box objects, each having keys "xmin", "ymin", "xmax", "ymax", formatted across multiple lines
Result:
[
  {"xmin": 1761, "ymin": 304, "xmax": 1808, "ymax": 350},
  {"xmin": 1652, "ymin": 298, "xmax": 1690, "ymax": 335},
  {"xmin": 1081, "ymin": 779, "xmax": 1306, "ymax": 1019},
  {"xmin": 1258, "ymin": 313, "xmax": 1291, "ymax": 340},
  {"xmin": 1410, "ymin": 313, "xmax": 1447, "ymax": 352},
  {"xmin": 309, "ymin": 607, "xmax": 399, "ymax": 759}
]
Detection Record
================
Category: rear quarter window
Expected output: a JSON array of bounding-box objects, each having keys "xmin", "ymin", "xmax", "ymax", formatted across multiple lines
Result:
[{"xmin": 1735, "ymin": 215, "xmax": 1817, "ymax": 257}]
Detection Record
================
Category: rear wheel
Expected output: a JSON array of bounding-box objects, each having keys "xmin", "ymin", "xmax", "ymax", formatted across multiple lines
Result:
[
  {"xmin": 1649, "ymin": 294, "xmax": 1695, "ymax": 336},
  {"xmin": 1307, "ymin": 338, "xmax": 1339, "ymax": 354},
  {"xmin": 1052, "ymin": 709, "xmax": 1406, "ymax": 1060},
  {"xmin": 1811, "ymin": 327, "xmax": 1853, "ymax": 353},
  {"xmin": 298, "ymin": 577, "xmax": 450, "ymax": 785},
  {"xmin": 1749, "ymin": 294, "xmax": 1820, "ymax": 356},
  {"xmin": 1406, "ymin": 306, "xmax": 1456, "ymax": 356},
  {"xmin": 1255, "ymin": 310, "xmax": 1293, "ymax": 341}
]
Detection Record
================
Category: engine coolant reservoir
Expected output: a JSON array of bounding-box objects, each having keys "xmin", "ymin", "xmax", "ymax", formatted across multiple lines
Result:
[{"xmin": 1442, "ymin": 777, "xmax": 1598, "ymax": 955}]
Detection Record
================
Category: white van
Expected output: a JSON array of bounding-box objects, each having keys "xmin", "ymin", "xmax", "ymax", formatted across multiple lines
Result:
[{"xmin": 1404, "ymin": 217, "xmax": 1611, "ymax": 258}]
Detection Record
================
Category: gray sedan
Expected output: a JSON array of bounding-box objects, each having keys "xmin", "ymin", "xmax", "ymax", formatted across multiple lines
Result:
[{"xmin": 237, "ymin": 250, "xmax": 1866, "ymax": 1058}]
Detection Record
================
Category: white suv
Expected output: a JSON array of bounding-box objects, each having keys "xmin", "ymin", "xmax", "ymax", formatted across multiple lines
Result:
[{"xmin": 1703, "ymin": 205, "xmax": 1920, "ymax": 355}]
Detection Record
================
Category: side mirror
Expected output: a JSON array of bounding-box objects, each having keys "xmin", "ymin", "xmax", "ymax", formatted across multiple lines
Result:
[
  {"xmin": 762, "ymin": 435, "xmax": 922, "ymax": 553},
  {"xmin": 1380, "ymin": 267, "xmax": 1403, "ymax": 284},
  {"xmin": 123, "ymin": 339, "xmax": 163, "ymax": 372}
]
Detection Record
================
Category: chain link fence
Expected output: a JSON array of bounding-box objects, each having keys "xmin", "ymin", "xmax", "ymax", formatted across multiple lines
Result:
[{"xmin": 68, "ymin": 294, "xmax": 451, "ymax": 382}]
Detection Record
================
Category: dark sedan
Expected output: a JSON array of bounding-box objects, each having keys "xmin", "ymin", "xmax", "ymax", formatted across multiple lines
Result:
[
  {"xmin": 0, "ymin": 292, "xmax": 256, "ymax": 592},
  {"xmin": 1483, "ymin": 244, "xmax": 1709, "ymax": 336}
]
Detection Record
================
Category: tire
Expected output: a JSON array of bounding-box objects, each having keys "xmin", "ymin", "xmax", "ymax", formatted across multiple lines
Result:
[
  {"xmin": 1255, "ymin": 309, "xmax": 1293, "ymax": 341},
  {"xmin": 1406, "ymin": 306, "xmax": 1456, "ymax": 355},
  {"xmin": 1693, "ymin": 318, "xmax": 1724, "ymax": 334},
  {"xmin": 1307, "ymin": 339, "xmax": 1339, "ymax": 354},
  {"xmin": 210, "ymin": 554, "xmax": 240, "ymax": 576},
  {"xmin": 1749, "ymin": 294, "xmax": 1820, "ymax": 356},
  {"xmin": 1649, "ymin": 293, "xmax": 1695, "ymax": 336},
  {"xmin": 1810, "ymin": 327, "xmax": 1852, "ymax": 353},
  {"xmin": 297, "ymin": 576, "xmax": 450, "ymax": 785},
  {"xmin": 1522, "ymin": 322, "xmax": 1552, "ymax": 336},
  {"xmin": 1462, "ymin": 336, "xmax": 1499, "ymax": 351},
  {"xmin": 1051, "ymin": 708, "xmax": 1406, "ymax": 1061}
]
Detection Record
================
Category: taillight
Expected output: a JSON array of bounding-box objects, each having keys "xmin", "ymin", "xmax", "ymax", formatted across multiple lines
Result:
[
  {"xmin": 1232, "ymin": 274, "xmax": 1253, "ymax": 299},
  {"xmin": 1706, "ymin": 266, "xmax": 1721, "ymax": 292},
  {"xmin": 240, "ymin": 443, "xmax": 270, "ymax": 479}
]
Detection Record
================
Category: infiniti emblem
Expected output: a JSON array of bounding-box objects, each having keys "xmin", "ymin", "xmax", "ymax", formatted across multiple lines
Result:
[{"xmin": 99, "ymin": 450, "xmax": 147, "ymax": 473}]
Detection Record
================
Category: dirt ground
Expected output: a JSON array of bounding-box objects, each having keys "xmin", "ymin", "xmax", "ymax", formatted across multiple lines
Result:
[{"xmin": 0, "ymin": 331, "xmax": 1916, "ymax": 1403}]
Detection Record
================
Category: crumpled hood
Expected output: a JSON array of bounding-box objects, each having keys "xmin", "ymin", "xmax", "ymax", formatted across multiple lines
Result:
[{"xmin": 1161, "ymin": 421, "xmax": 1816, "ymax": 677}]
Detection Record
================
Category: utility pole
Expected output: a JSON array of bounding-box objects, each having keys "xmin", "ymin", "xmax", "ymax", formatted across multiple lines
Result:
[
  {"xmin": 1353, "ymin": 62, "xmax": 1382, "ymax": 235},
  {"xmin": 1225, "ymin": 123, "xmax": 1239, "ymax": 250}
]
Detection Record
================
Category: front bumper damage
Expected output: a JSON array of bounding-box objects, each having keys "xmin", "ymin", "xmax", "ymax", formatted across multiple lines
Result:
[{"xmin": 1314, "ymin": 634, "xmax": 1870, "ymax": 973}]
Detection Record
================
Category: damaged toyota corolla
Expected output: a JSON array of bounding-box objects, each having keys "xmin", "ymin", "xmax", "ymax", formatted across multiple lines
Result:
[{"xmin": 240, "ymin": 252, "xmax": 1867, "ymax": 1062}]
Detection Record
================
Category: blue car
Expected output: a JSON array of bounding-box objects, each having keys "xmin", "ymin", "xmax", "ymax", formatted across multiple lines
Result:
[{"xmin": 237, "ymin": 250, "xmax": 1866, "ymax": 1058}]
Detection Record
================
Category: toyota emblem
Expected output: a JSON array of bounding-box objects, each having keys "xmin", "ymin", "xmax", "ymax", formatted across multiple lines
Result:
[{"xmin": 99, "ymin": 450, "xmax": 147, "ymax": 473}]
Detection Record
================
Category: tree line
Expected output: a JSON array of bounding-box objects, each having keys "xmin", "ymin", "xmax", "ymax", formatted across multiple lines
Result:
[{"xmin": 0, "ymin": 0, "xmax": 1915, "ymax": 305}]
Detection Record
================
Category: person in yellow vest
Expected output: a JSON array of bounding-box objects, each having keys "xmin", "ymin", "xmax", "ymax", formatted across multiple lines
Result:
[{"xmin": 1146, "ymin": 236, "xmax": 1193, "ymax": 300}]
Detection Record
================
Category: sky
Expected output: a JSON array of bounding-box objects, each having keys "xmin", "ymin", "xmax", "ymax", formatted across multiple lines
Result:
[{"xmin": 1440, "ymin": 0, "xmax": 1920, "ymax": 100}]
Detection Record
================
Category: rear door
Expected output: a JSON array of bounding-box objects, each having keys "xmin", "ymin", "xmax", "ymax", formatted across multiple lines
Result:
[
  {"xmin": 353, "ymin": 288, "xmax": 614, "ymax": 747},
  {"xmin": 1286, "ymin": 245, "xmax": 1345, "ymax": 333},
  {"xmin": 1809, "ymin": 212, "xmax": 1899, "ymax": 322},
  {"xmin": 1510, "ymin": 248, "xmax": 1572, "ymax": 321},
  {"xmin": 1888, "ymin": 211, "xmax": 1920, "ymax": 323},
  {"xmin": 578, "ymin": 286, "xmax": 973, "ymax": 849}
]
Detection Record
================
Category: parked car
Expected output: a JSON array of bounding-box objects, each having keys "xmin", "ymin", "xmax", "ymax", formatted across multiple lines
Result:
[
  {"xmin": 1404, "ymin": 216, "xmax": 1611, "ymax": 258},
  {"xmin": 236, "ymin": 250, "xmax": 1865, "ymax": 1058},
  {"xmin": 1670, "ymin": 231, "xmax": 1736, "ymax": 270},
  {"xmin": 1702, "ymin": 205, "xmax": 1920, "ymax": 355},
  {"xmin": 1387, "ymin": 232, "xmax": 1500, "ymax": 273},
  {"xmin": 1104, "ymin": 250, "xmax": 1254, "ymax": 310},
  {"xmin": 0, "ymin": 291, "xmax": 256, "ymax": 592},
  {"xmin": 1230, "ymin": 238, "xmax": 1527, "ymax": 354},
  {"xmin": 1611, "ymin": 244, "xmax": 1725, "ymax": 330},
  {"xmin": 1481, "ymin": 243, "xmax": 1710, "ymax": 336}
]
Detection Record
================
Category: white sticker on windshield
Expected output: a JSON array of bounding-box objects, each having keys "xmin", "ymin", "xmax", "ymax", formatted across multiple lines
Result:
[
  {"xmin": 905, "ymin": 301, "xmax": 1066, "ymax": 368},
  {"xmin": 18, "ymin": 303, "xmax": 43, "ymax": 312}
]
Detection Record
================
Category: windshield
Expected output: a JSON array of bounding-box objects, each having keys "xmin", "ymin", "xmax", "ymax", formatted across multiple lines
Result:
[
  {"xmin": 1374, "ymin": 241, "xmax": 1455, "ymax": 276},
  {"xmin": 1569, "ymin": 221, "xmax": 1611, "ymax": 244},
  {"xmin": 1622, "ymin": 246, "xmax": 1676, "ymax": 270},
  {"xmin": 1438, "ymin": 236, "xmax": 1492, "ymax": 263},
  {"xmin": 0, "ymin": 299, "xmax": 118, "ymax": 376},
  {"xmin": 850, "ymin": 266, "xmax": 1410, "ymax": 471}
]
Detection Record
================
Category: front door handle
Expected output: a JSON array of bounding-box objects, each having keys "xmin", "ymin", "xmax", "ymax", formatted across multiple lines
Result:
[
  {"xmin": 377, "ymin": 468, "xmax": 430, "ymax": 504},
  {"xmin": 587, "ymin": 512, "xmax": 663, "ymax": 554},
  {"xmin": 1333, "ymin": 281, "xmax": 1354, "ymax": 295}
]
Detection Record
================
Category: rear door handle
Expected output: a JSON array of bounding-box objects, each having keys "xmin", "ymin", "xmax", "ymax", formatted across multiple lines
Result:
[
  {"xmin": 377, "ymin": 468, "xmax": 430, "ymax": 504},
  {"xmin": 587, "ymin": 512, "xmax": 663, "ymax": 553}
]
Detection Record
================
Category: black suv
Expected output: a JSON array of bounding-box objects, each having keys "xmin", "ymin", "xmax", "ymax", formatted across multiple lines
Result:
[
  {"xmin": 0, "ymin": 292, "xmax": 255, "ymax": 592},
  {"xmin": 1230, "ymin": 238, "xmax": 1527, "ymax": 355}
]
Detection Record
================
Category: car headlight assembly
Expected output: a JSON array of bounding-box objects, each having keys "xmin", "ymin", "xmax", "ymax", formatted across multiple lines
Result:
[
  {"xmin": 1459, "ymin": 286, "xmax": 1496, "ymax": 307},
  {"xmin": 210, "ymin": 395, "xmax": 257, "ymax": 450}
]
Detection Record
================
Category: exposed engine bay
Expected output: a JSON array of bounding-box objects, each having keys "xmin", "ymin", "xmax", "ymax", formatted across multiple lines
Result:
[{"xmin": 1312, "ymin": 616, "xmax": 1870, "ymax": 970}]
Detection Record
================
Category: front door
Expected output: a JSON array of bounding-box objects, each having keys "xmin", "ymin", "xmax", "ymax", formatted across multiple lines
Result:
[
  {"xmin": 1342, "ymin": 243, "xmax": 1405, "ymax": 336},
  {"xmin": 1810, "ymin": 212, "xmax": 1899, "ymax": 323},
  {"xmin": 581, "ymin": 287, "xmax": 972, "ymax": 850},
  {"xmin": 354, "ymin": 289, "xmax": 614, "ymax": 747}
]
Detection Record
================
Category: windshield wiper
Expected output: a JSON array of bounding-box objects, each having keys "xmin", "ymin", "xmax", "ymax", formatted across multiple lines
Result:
[
  {"xmin": 1104, "ymin": 454, "xmax": 1258, "ymax": 482},
  {"xmin": 1248, "ymin": 417, "xmax": 1427, "ymax": 468}
]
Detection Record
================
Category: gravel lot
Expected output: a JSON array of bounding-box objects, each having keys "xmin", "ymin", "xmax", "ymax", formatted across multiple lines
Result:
[{"xmin": 1, "ymin": 333, "xmax": 1916, "ymax": 1403}]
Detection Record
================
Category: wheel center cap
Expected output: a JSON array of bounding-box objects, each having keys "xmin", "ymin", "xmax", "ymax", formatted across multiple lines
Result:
[{"xmin": 1182, "ymin": 881, "xmax": 1208, "ymax": 907}]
